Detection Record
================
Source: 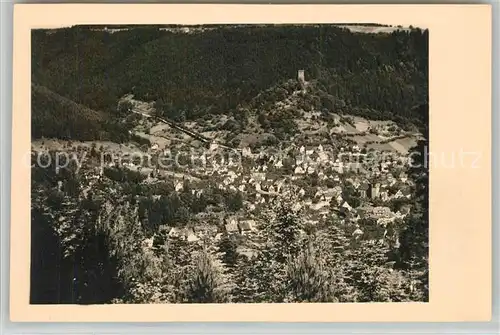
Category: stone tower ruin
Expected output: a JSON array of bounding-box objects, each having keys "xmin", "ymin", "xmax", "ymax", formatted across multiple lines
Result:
[{"xmin": 298, "ymin": 70, "xmax": 305, "ymax": 83}]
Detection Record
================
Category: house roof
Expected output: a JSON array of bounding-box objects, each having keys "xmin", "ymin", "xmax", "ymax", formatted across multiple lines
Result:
[
  {"xmin": 314, "ymin": 190, "xmax": 324, "ymax": 197},
  {"xmin": 359, "ymin": 183, "xmax": 369, "ymax": 190},
  {"xmin": 352, "ymin": 228, "xmax": 363, "ymax": 236},
  {"xmin": 339, "ymin": 206, "xmax": 350, "ymax": 214},
  {"xmin": 333, "ymin": 185, "xmax": 343, "ymax": 192},
  {"xmin": 186, "ymin": 232, "xmax": 199, "ymax": 242},
  {"xmin": 400, "ymin": 205, "xmax": 412, "ymax": 214},
  {"xmin": 402, "ymin": 188, "xmax": 412, "ymax": 196},
  {"xmin": 357, "ymin": 204, "xmax": 373, "ymax": 214},
  {"xmin": 341, "ymin": 201, "xmax": 352, "ymax": 209},
  {"xmin": 322, "ymin": 188, "xmax": 338, "ymax": 197},
  {"xmin": 238, "ymin": 220, "xmax": 255, "ymax": 231},
  {"xmin": 373, "ymin": 206, "xmax": 391, "ymax": 212},
  {"xmin": 168, "ymin": 227, "xmax": 181, "ymax": 235},
  {"xmin": 225, "ymin": 222, "xmax": 238, "ymax": 232}
]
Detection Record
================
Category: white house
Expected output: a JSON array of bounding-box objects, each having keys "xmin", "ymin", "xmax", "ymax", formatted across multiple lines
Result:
[
  {"xmin": 394, "ymin": 190, "xmax": 404, "ymax": 199},
  {"xmin": 400, "ymin": 173, "xmax": 408, "ymax": 183},
  {"xmin": 200, "ymin": 154, "xmax": 207, "ymax": 165},
  {"xmin": 352, "ymin": 227, "xmax": 363, "ymax": 239},
  {"xmin": 186, "ymin": 229, "xmax": 199, "ymax": 242},
  {"xmin": 175, "ymin": 181, "xmax": 184, "ymax": 192},
  {"xmin": 168, "ymin": 227, "xmax": 181, "ymax": 238},
  {"xmin": 317, "ymin": 151, "xmax": 329, "ymax": 163},
  {"xmin": 238, "ymin": 220, "xmax": 256, "ymax": 234},
  {"xmin": 209, "ymin": 143, "xmax": 219, "ymax": 152},
  {"xmin": 255, "ymin": 182, "xmax": 262, "ymax": 192},
  {"xmin": 242, "ymin": 147, "xmax": 252, "ymax": 157},
  {"xmin": 225, "ymin": 221, "xmax": 239, "ymax": 234},
  {"xmin": 380, "ymin": 190, "xmax": 389, "ymax": 201},
  {"xmin": 341, "ymin": 201, "xmax": 353, "ymax": 211},
  {"xmin": 142, "ymin": 235, "xmax": 155, "ymax": 248},
  {"xmin": 294, "ymin": 166, "xmax": 305, "ymax": 174},
  {"xmin": 314, "ymin": 190, "xmax": 323, "ymax": 198}
]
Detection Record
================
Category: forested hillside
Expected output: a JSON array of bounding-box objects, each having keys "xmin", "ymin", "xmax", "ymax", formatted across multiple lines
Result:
[
  {"xmin": 32, "ymin": 84, "xmax": 129, "ymax": 142},
  {"xmin": 32, "ymin": 25, "xmax": 428, "ymax": 134}
]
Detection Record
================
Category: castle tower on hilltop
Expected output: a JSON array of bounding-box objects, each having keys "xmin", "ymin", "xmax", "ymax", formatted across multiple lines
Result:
[{"xmin": 298, "ymin": 70, "xmax": 305, "ymax": 83}]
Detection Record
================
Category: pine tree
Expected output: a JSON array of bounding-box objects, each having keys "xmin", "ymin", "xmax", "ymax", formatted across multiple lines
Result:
[
  {"xmin": 315, "ymin": 221, "xmax": 359, "ymax": 302},
  {"xmin": 217, "ymin": 233, "xmax": 238, "ymax": 268},
  {"xmin": 286, "ymin": 242, "xmax": 335, "ymax": 302},
  {"xmin": 267, "ymin": 204, "xmax": 304, "ymax": 262},
  {"xmin": 160, "ymin": 235, "xmax": 196, "ymax": 302},
  {"xmin": 230, "ymin": 203, "xmax": 305, "ymax": 303},
  {"xmin": 185, "ymin": 250, "xmax": 230, "ymax": 303},
  {"xmin": 397, "ymin": 140, "xmax": 429, "ymax": 301},
  {"xmin": 342, "ymin": 239, "xmax": 411, "ymax": 302},
  {"xmin": 232, "ymin": 255, "xmax": 262, "ymax": 302}
]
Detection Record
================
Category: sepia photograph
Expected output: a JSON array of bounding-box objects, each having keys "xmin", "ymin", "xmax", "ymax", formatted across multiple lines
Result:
[
  {"xmin": 6, "ymin": 3, "xmax": 493, "ymax": 323},
  {"xmin": 29, "ymin": 22, "xmax": 429, "ymax": 305}
]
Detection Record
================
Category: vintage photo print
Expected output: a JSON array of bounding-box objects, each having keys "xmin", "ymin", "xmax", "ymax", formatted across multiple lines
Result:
[
  {"xmin": 30, "ymin": 22, "xmax": 429, "ymax": 305},
  {"xmin": 10, "ymin": 4, "xmax": 491, "ymax": 322}
]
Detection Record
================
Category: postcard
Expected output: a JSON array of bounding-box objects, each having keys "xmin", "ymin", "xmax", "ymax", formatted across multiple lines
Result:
[{"xmin": 10, "ymin": 4, "xmax": 491, "ymax": 322}]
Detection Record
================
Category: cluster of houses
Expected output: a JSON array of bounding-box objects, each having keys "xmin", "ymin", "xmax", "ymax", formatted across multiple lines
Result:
[
  {"xmin": 137, "ymin": 141, "xmax": 416, "ymax": 246},
  {"xmin": 66, "ymin": 129, "xmax": 416, "ymax": 251},
  {"xmin": 224, "ymin": 217, "xmax": 258, "ymax": 236}
]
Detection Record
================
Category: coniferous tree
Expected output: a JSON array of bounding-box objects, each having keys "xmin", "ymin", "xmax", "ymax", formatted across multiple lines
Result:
[
  {"xmin": 286, "ymin": 242, "xmax": 335, "ymax": 302},
  {"xmin": 217, "ymin": 233, "xmax": 238, "ymax": 268},
  {"xmin": 232, "ymin": 255, "xmax": 264, "ymax": 302},
  {"xmin": 267, "ymin": 204, "xmax": 304, "ymax": 262},
  {"xmin": 185, "ymin": 250, "xmax": 230, "ymax": 303},
  {"xmin": 397, "ymin": 140, "xmax": 429, "ymax": 301}
]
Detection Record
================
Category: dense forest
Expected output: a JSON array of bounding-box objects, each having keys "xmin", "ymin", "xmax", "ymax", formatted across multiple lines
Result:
[
  {"xmin": 31, "ymin": 84, "xmax": 130, "ymax": 142},
  {"xmin": 32, "ymin": 25, "xmax": 428, "ymax": 140}
]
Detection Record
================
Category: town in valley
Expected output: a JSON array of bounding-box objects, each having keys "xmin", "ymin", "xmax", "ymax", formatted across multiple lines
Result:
[{"xmin": 31, "ymin": 24, "xmax": 429, "ymax": 304}]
